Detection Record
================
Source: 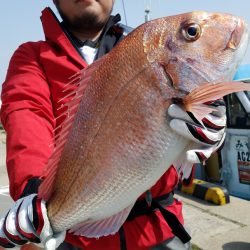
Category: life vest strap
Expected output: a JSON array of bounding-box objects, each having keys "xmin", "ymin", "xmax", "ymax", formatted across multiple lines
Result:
[
  {"xmin": 126, "ymin": 192, "xmax": 174, "ymax": 221},
  {"xmin": 125, "ymin": 192, "xmax": 191, "ymax": 244},
  {"xmin": 151, "ymin": 199, "xmax": 191, "ymax": 244}
]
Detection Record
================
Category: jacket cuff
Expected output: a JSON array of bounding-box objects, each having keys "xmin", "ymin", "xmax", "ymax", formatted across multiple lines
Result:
[{"xmin": 20, "ymin": 178, "xmax": 42, "ymax": 198}]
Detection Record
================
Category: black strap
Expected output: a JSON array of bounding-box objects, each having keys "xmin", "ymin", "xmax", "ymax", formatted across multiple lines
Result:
[
  {"xmin": 151, "ymin": 200, "xmax": 191, "ymax": 244},
  {"xmin": 20, "ymin": 178, "xmax": 42, "ymax": 198},
  {"xmin": 119, "ymin": 192, "xmax": 191, "ymax": 249},
  {"xmin": 118, "ymin": 227, "xmax": 127, "ymax": 250},
  {"xmin": 126, "ymin": 193, "xmax": 174, "ymax": 221}
]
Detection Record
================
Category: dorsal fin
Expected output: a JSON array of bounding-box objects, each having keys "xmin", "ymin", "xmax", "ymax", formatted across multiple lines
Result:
[{"xmin": 38, "ymin": 57, "xmax": 105, "ymax": 201}]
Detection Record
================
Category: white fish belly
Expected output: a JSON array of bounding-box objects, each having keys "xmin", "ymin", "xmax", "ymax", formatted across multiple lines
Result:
[{"xmin": 52, "ymin": 120, "xmax": 188, "ymax": 231}]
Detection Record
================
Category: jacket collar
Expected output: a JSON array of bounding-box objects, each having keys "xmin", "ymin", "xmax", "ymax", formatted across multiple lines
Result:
[
  {"xmin": 40, "ymin": 7, "xmax": 87, "ymax": 68},
  {"xmin": 63, "ymin": 14, "xmax": 121, "ymax": 48}
]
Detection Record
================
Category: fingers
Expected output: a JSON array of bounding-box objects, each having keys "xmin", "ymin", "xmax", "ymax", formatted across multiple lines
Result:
[
  {"xmin": 37, "ymin": 198, "xmax": 54, "ymax": 245},
  {"xmin": 209, "ymin": 104, "xmax": 226, "ymax": 118},
  {"xmin": 17, "ymin": 195, "xmax": 40, "ymax": 243},
  {"xmin": 169, "ymin": 102, "xmax": 227, "ymax": 181},
  {"xmin": 44, "ymin": 231, "xmax": 66, "ymax": 250},
  {"xmin": 0, "ymin": 194, "xmax": 65, "ymax": 249},
  {"xmin": 169, "ymin": 102, "xmax": 226, "ymax": 146},
  {"xmin": 168, "ymin": 104, "xmax": 197, "ymax": 124},
  {"xmin": 0, "ymin": 194, "xmax": 40, "ymax": 248},
  {"xmin": 186, "ymin": 133, "xmax": 226, "ymax": 164},
  {"xmin": 168, "ymin": 103, "xmax": 226, "ymax": 129},
  {"xmin": 0, "ymin": 199, "xmax": 27, "ymax": 248},
  {"xmin": 170, "ymin": 118, "xmax": 224, "ymax": 146},
  {"xmin": 44, "ymin": 237, "xmax": 57, "ymax": 250},
  {"xmin": 186, "ymin": 146, "xmax": 215, "ymax": 164},
  {"xmin": 202, "ymin": 113, "xmax": 226, "ymax": 131},
  {"xmin": 18, "ymin": 195, "xmax": 64, "ymax": 249},
  {"xmin": 3, "ymin": 199, "xmax": 28, "ymax": 245},
  {"xmin": 0, "ymin": 217, "xmax": 15, "ymax": 248}
]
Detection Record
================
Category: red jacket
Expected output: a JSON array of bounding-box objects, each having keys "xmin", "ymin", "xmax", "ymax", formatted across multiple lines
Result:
[{"xmin": 1, "ymin": 8, "xmax": 185, "ymax": 250}]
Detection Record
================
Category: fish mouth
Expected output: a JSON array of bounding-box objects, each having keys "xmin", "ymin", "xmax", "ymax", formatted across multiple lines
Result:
[
  {"xmin": 224, "ymin": 18, "xmax": 249, "ymax": 81},
  {"xmin": 227, "ymin": 18, "xmax": 249, "ymax": 50}
]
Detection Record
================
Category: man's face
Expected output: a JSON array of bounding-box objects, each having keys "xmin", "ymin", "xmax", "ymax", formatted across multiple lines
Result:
[{"xmin": 54, "ymin": 0, "xmax": 114, "ymax": 33}]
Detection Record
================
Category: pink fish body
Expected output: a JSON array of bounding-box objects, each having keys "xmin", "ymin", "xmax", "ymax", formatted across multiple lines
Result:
[{"xmin": 38, "ymin": 11, "xmax": 250, "ymax": 237}]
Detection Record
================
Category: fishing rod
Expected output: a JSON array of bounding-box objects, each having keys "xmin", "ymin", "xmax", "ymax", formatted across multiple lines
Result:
[{"xmin": 121, "ymin": 0, "xmax": 128, "ymax": 25}]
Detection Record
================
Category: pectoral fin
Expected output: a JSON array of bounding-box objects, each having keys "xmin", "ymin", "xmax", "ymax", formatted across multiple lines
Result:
[{"xmin": 183, "ymin": 81, "xmax": 250, "ymax": 121}]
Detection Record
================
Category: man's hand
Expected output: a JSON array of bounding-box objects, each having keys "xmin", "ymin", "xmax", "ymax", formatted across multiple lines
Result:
[
  {"xmin": 168, "ymin": 100, "xmax": 226, "ymax": 177},
  {"xmin": 0, "ymin": 194, "xmax": 65, "ymax": 250}
]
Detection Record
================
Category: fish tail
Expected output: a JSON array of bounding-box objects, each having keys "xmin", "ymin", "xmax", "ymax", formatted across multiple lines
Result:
[{"xmin": 183, "ymin": 81, "xmax": 250, "ymax": 121}]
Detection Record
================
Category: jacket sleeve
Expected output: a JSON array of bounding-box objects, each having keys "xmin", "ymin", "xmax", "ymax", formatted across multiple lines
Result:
[{"xmin": 0, "ymin": 42, "xmax": 56, "ymax": 201}]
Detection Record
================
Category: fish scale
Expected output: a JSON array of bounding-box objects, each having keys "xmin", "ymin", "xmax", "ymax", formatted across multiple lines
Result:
[
  {"xmin": 36, "ymin": 11, "xmax": 250, "ymax": 237},
  {"xmin": 50, "ymin": 63, "xmax": 187, "ymax": 231}
]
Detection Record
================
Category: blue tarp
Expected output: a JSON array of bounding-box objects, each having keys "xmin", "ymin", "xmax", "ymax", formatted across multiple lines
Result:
[{"xmin": 233, "ymin": 64, "xmax": 250, "ymax": 81}]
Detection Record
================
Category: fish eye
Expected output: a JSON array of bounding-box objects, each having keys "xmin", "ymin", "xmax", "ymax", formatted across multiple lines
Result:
[{"xmin": 182, "ymin": 23, "xmax": 201, "ymax": 41}]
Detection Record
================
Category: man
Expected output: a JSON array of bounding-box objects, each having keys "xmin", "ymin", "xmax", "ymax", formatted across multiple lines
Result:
[{"xmin": 0, "ymin": 1, "xmax": 226, "ymax": 249}]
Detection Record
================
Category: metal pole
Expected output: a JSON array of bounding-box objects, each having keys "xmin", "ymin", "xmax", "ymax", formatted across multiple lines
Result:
[{"xmin": 145, "ymin": 5, "xmax": 150, "ymax": 22}]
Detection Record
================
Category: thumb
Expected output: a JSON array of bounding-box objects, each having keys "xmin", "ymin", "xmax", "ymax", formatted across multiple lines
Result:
[{"xmin": 44, "ymin": 231, "xmax": 66, "ymax": 250}]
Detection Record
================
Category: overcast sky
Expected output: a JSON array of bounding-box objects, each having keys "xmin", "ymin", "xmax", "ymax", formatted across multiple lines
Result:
[{"xmin": 0, "ymin": 0, "xmax": 250, "ymax": 86}]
